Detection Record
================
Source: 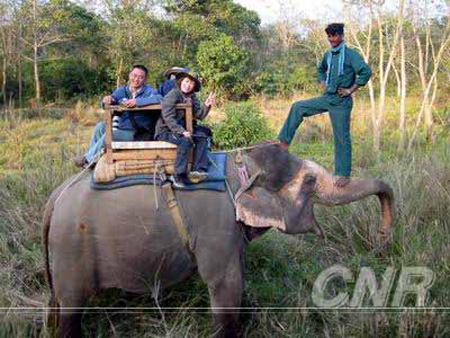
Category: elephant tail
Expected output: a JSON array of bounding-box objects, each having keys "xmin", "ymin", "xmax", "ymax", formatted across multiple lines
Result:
[
  {"xmin": 42, "ymin": 198, "xmax": 55, "ymax": 292},
  {"xmin": 42, "ymin": 177, "xmax": 75, "ymax": 293},
  {"xmin": 42, "ymin": 201, "xmax": 60, "ymax": 334}
]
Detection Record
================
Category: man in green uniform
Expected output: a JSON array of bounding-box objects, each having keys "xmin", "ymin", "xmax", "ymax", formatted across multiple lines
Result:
[{"xmin": 278, "ymin": 23, "xmax": 372, "ymax": 187}]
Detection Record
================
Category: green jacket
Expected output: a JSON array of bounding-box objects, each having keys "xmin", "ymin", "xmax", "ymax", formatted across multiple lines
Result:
[{"xmin": 318, "ymin": 47, "xmax": 372, "ymax": 95}]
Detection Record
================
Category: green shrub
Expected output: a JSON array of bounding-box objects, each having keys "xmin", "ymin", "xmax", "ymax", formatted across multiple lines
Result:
[
  {"xmin": 211, "ymin": 101, "xmax": 274, "ymax": 149},
  {"xmin": 40, "ymin": 58, "xmax": 110, "ymax": 102},
  {"xmin": 197, "ymin": 34, "xmax": 250, "ymax": 99},
  {"xmin": 253, "ymin": 71, "xmax": 283, "ymax": 97},
  {"xmin": 287, "ymin": 65, "xmax": 318, "ymax": 93}
]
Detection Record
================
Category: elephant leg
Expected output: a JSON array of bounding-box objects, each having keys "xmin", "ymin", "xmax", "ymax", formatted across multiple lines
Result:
[
  {"xmin": 209, "ymin": 285, "xmax": 242, "ymax": 338},
  {"xmin": 59, "ymin": 309, "xmax": 82, "ymax": 338},
  {"xmin": 54, "ymin": 285, "xmax": 87, "ymax": 337},
  {"xmin": 199, "ymin": 252, "xmax": 244, "ymax": 338}
]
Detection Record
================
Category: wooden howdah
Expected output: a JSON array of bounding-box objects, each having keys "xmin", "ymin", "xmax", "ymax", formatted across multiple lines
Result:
[{"xmin": 93, "ymin": 104, "xmax": 193, "ymax": 183}]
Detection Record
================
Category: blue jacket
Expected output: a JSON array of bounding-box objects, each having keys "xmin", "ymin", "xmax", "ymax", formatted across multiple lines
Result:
[
  {"xmin": 158, "ymin": 79, "xmax": 176, "ymax": 97},
  {"xmin": 110, "ymin": 84, "xmax": 163, "ymax": 130}
]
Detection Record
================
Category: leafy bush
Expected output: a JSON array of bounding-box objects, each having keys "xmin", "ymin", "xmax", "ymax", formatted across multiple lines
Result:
[
  {"xmin": 211, "ymin": 101, "xmax": 274, "ymax": 149},
  {"xmin": 253, "ymin": 65, "xmax": 317, "ymax": 97},
  {"xmin": 252, "ymin": 71, "xmax": 282, "ymax": 97},
  {"xmin": 286, "ymin": 65, "xmax": 317, "ymax": 93},
  {"xmin": 40, "ymin": 59, "xmax": 110, "ymax": 102},
  {"xmin": 197, "ymin": 34, "xmax": 250, "ymax": 99}
]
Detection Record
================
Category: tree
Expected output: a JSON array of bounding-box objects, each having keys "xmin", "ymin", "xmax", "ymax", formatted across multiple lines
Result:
[
  {"xmin": 165, "ymin": 0, "xmax": 261, "ymax": 64},
  {"xmin": 407, "ymin": 2, "xmax": 450, "ymax": 149},
  {"xmin": 0, "ymin": 0, "xmax": 19, "ymax": 106},
  {"xmin": 17, "ymin": 0, "xmax": 72, "ymax": 106},
  {"xmin": 397, "ymin": 28, "xmax": 407, "ymax": 152},
  {"xmin": 101, "ymin": 0, "xmax": 157, "ymax": 87},
  {"xmin": 344, "ymin": 0, "xmax": 405, "ymax": 152},
  {"xmin": 197, "ymin": 34, "xmax": 249, "ymax": 99}
]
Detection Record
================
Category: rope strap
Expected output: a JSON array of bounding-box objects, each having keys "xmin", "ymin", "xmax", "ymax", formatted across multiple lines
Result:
[
  {"xmin": 235, "ymin": 150, "xmax": 250, "ymax": 187},
  {"xmin": 234, "ymin": 170, "xmax": 261, "ymax": 202},
  {"xmin": 161, "ymin": 182, "xmax": 193, "ymax": 258}
]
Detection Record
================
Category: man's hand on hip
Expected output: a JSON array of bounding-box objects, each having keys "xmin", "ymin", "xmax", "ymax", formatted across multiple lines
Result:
[
  {"xmin": 338, "ymin": 85, "xmax": 359, "ymax": 97},
  {"xmin": 337, "ymin": 88, "xmax": 352, "ymax": 97}
]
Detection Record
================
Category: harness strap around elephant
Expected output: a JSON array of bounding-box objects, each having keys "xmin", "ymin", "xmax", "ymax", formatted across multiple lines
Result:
[{"xmin": 156, "ymin": 164, "xmax": 195, "ymax": 260}]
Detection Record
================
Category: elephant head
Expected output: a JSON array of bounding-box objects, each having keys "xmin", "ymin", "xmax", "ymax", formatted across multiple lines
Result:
[{"xmin": 234, "ymin": 143, "xmax": 394, "ymax": 238}]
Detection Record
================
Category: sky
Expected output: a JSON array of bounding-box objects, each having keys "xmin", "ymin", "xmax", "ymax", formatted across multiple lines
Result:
[
  {"xmin": 234, "ymin": 0, "xmax": 450, "ymax": 25},
  {"xmin": 234, "ymin": 0, "xmax": 343, "ymax": 25}
]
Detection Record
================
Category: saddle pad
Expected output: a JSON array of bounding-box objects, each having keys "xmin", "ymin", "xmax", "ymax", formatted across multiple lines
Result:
[{"xmin": 91, "ymin": 152, "xmax": 227, "ymax": 191}]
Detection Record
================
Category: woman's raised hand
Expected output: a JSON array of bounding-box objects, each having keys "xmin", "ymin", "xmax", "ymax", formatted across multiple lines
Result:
[{"xmin": 205, "ymin": 92, "xmax": 216, "ymax": 108}]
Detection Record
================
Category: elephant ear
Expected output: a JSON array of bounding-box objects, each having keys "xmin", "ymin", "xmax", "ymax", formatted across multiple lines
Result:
[{"xmin": 235, "ymin": 187, "xmax": 287, "ymax": 231}]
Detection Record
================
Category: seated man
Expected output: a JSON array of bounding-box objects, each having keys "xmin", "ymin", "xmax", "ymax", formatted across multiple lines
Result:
[{"xmin": 74, "ymin": 64, "xmax": 162, "ymax": 167}]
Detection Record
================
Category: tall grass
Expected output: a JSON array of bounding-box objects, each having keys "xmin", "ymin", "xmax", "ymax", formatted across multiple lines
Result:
[{"xmin": 0, "ymin": 99, "xmax": 449, "ymax": 337}]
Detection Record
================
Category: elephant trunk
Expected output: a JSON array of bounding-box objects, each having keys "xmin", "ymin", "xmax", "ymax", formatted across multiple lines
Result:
[{"xmin": 309, "ymin": 163, "xmax": 395, "ymax": 234}]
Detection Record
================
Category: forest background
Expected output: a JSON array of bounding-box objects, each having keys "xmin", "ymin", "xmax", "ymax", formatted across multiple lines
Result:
[
  {"xmin": 0, "ymin": 0, "xmax": 449, "ymax": 150},
  {"xmin": 1, "ymin": 0, "xmax": 450, "ymax": 337}
]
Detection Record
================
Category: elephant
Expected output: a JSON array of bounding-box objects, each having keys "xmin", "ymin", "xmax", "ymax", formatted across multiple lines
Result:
[{"xmin": 42, "ymin": 142, "xmax": 394, "ymax": 337}]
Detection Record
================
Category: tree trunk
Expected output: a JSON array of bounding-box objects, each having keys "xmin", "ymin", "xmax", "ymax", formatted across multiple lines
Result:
[
  {"xmin": 408, "ymin": 18, "xmax": 450, "ymax": 151},
  {"xmin": 373, "ymin": 6, "xmax": 384, "ymax": 153},
  {"xmin": 116, "ymin": 57, "xmax": 123, "ymax": 88},
  {"xmin": 374, "ymin": 0, "xmax": 404, "ymax": 153},
  {"xmin": 368, "ymin": 80, "xmax": 376, "ymax": 131},
  {"xmin": 423, "ymin": 96, "xmax": 432, "ymax": 137},
  {"xmin": 34, "ymin": 44, "xmax": 40, "ymax": 106},
  {"xmin": 1, "ymin": 56, "xmax": 5, "ymax": 106},
  {"xmin": 415, "ymin": 32, "xmax": 426, "ymax": 128},
  {"xmin": 18, "ymin": 53, "xmax": 22, "ymax": 108},
  {"xmin": 426, "ymin": 76, "xmax": 438, "ymax": 144},
  {"xmin": 391, "ymin": 62, "xmax": 401, "ymax": 97},
  {"xmin": 347, "ymin": 13, "xmax": 376, "ymax": 140},
  {"xmin": 398, "ymin": 34, "xmax": 407, "ymax": 152}
]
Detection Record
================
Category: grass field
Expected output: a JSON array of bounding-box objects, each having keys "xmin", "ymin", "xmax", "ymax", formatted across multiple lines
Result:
[{"xmin": 0, "ymin": 95, "xmax": 449, "ymax": 337}]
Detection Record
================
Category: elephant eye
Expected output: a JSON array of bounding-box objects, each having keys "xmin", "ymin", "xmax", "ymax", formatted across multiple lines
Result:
[{"xmin": 304, "ymin": 175, "xmax": 316, "ymax": 185}]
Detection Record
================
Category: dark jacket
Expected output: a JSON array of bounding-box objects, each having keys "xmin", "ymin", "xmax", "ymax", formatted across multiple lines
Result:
[
  {"xmin": 110, "ymin": 84, "xmax": 163, "ymax": 130},
  {"xmin": 155, "ymin": 87, "xmax": 210, "ymax": 137}
]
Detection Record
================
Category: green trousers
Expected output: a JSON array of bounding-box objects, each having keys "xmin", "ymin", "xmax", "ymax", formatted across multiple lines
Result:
[{"xmin": 278, "ymin": 94, "xmax": 353, "ymax": 177}]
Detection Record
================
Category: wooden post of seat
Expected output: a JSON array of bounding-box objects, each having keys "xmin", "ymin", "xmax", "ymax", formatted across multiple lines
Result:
[
  {"xmin": 184, "ymin": 103, "xmax": 194, "ymax": 165},
  {"xmin": 105, "ymin": 108, "xmax": 114, "ymax": 164},
  {"xmin": 185, "ymin": 103, "xmax": 193, "ymax": 134}
]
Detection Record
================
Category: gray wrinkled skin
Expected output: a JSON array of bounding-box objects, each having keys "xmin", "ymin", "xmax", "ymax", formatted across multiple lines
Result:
[{"xmin": 43, "ymin": 143, "xmax": 394, "ymax": 337}]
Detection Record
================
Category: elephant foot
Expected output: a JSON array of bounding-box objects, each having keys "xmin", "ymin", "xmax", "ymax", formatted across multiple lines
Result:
[
  {"xmin": 59, "ymin": 310, "xmax": 82, "ymax": 338},
  {"xmin": 212, "ymin": 319, "xmax": 243, "ymax": 338}
]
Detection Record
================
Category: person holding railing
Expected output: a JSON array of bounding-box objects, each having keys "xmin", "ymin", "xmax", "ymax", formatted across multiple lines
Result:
[{"xmin": 73, "ymin": 64, "xmax": 162, "ymax": 167}]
